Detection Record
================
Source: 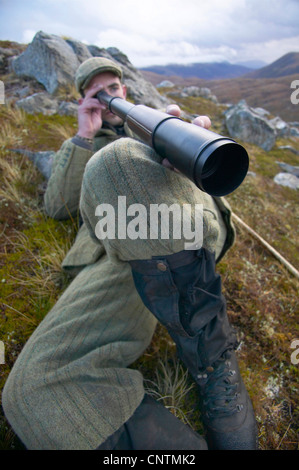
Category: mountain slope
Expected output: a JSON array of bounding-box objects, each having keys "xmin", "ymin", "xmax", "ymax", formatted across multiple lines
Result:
[
  {"xmin": 141, "ymin": 71, "xmax": 299, "ymax": 122},
  {"xmin": 244, "ymin": 52, "xmax": 299, "ymax": 78},
  {"xmin": 140, "ymin": 62, "xmax": 252, "ymax": 80}
]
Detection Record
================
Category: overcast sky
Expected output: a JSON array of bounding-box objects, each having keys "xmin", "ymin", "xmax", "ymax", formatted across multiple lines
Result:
[{"xmin": 0, "ymin": 0, "xmax": 299, "ymax": 68}]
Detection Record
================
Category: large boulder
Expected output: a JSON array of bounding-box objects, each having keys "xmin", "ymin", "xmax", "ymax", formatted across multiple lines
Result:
[
  {"xmin": 12, "ymin": 31, "xmax": 81, "ymax": 94},
  {"xmin": 181, "ymin": 86, "xmax": 218, "ymax": 103},
  {"xmin": 224, "ymin": 100, "xmax": 277, "ymax": 151},
  {"xmin": 156, "ymin": 80, "xmax": 175, "ymax": 88},
  {"xmin": 15, "ymin": 92, "xmax": 59, "ymax": 115},
  {"xmin": 11, "ymin": 32, "xmax": 168, "ymax": 109},
  {"xmin": 15, "ymin": 91, "xmax": 78, "ymax": 117},
  {"xmin": 274, "ymin": 173, "xmax": 299, "ymax": 190},
  {"xmin": 65, "ymin": 38, "xmax": 92, "ymax": 63}
]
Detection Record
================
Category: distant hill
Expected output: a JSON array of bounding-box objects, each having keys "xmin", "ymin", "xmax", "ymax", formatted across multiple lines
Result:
[
  {"xmin": 141, "ymin": 70, "xmax": 299, "ymax": 122},
  {"xmin": 141, "ymin": 52, "xmax": 299, "ymax": 122},
  {"xmin": 244, "ymin": 52, "xmax": 299, "ymax": 78},
  {"xmin": 140, "ymin": 52, "xmax": 299, "ymax": 81},
  {"xmin": 235, "ymin": 60, "xmax": 267, "ymax": 69},
  {"xmin": 140, "ymin": 62, "xmax": 253, "ymax": 80}
]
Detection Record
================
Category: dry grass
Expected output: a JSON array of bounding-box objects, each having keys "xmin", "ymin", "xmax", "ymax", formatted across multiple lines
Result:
[
  {"xmin": 0, "ymin": 102, "xmax": 27, "ymax": 127},
  {"xmin": 54, "ymin": 83, "xmax": 80, "ymax": 102},
  {"xmin": 45, "ymin": 121, "xmax": 78, "ymax": 142},
  {"xmin": 0, "ymin": 122, "xmax": 23, "ymax": 148},
  {"xmin": 144, "ymin": 354, "xmax": 196, "ymax": 428}
]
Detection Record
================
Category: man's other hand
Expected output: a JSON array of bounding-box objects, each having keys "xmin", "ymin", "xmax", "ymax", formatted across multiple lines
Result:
[{"xmin": 162, "ymin": 105, "xmax": 211, "ymax": 172}]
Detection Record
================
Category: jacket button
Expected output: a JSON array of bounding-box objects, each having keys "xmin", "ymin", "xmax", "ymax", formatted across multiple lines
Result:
[{"xmin": 157, "ymin": 262, "xmax": 167, "ymax": 271}]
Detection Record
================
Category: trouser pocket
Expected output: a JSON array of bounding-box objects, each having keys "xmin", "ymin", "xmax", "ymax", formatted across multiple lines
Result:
[{"xmin": 129, "ymin": 248, "xmax": 237, "ymax": 370}]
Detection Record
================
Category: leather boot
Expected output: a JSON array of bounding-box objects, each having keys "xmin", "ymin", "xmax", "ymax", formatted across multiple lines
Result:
[
  {"xmin": 196, "ymin": 349, "xmax": 257, "ymax": 450},
  {"xmin": 128, "ymin": 248, "xmax": 258, "ymax": 450},
  {"xmin": 97, "ymin": 394, "xmax": 208, "ymax": 450}
]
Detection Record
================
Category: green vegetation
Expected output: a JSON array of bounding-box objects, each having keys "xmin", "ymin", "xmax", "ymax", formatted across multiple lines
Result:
[{"xmin": 0, "ymin": 87, "xmax": 298, "ymax": 450}]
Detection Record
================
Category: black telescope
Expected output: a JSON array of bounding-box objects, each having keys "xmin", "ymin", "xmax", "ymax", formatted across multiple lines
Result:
[{"xmin": 97, "ymin": 91, "xmax": 249, "ymax": 197}]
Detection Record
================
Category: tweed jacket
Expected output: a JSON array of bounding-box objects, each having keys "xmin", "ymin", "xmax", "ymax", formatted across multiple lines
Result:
[{"xmin": 44, "ymin": 125, "xmax": 235, "ymax": 275}]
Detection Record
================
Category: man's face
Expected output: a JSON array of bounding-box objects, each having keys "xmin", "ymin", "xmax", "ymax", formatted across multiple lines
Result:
[{"xmin": 84, "ymin": 72, "xmax": 127, "ymax": 126}]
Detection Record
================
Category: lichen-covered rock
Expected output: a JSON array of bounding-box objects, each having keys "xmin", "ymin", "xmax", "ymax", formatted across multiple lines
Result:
[
  {"xmin": 16, "ymin": 92, "xmax": 59, "ymax": 115},
  {"xmin": 12, "ymin": 31, "xmax": 80, "ymax": 94},
  {"xmin": 274, "ymin": 172, "xmax": 299, "ymax": 189},
  {"xmin": 224, "ymin": 100, "xmax": 277, "ymax": 151}
]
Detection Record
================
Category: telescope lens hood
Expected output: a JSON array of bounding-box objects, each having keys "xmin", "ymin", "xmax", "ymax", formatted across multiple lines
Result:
[
  {"xmin": 154, "ymin": 118, "xmax": 249, "ymax": 197},
  {"xmin": 194, "ymin": 139, "xmax": 249, "ymax": 197}
]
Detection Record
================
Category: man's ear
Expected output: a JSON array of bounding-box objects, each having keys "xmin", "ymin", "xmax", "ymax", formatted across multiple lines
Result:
[{"xmin": 122, "ymin": 84, "xmax": 127, "ymax": 99}]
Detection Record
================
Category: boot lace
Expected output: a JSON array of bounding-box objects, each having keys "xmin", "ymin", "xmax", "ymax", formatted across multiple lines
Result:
[{"xmin": 198, "ymin": 353, "xmax": 241, "ymax": 418}]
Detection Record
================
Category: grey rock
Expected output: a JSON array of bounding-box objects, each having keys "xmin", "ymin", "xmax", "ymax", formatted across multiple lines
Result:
[
  {"xmin": 246, "ymin": 171, "xmax": 257, "ymax": 177},
  {"xmin": 12, "ymin": 31, "xmax": 80, "ymax": 94},
  {"xmin": 15, "ymin": 86, "xmax": 32, "ymax": 99},
  {"xmin": 156, "ymin": 80, "xmax": 175, "ymax": 88},
  {"xmin": 87, "ymin": 45, "xmax": 113, "ymax": 59},
  {"xmin": 278, "ymin": 145, "xmax": 299, "ymax": 155},
  {"xmin": 105, "ymin": 46, "xmax": 168, "ymax": 109},
  {"xmin": 273, "ymin": 172, "xmax": 299, "ymax": 189},
  {"xmin": 10, "ymin": 149, "xmax": 54, "ymax": 180},
  {"xmin": 182, "ymin": 86, "xmax": 218, "ymax": 102},
  {"xmin": 58, "ymin": 101, "xmax": 78, "ymax": 116},
  {"xmin": 125, "ymin": 77, "xmax": 168, "ymax": 108},
  {"xmin": 106, "ymin": 47, "xmax": 131, "ymax": 66},
  {"xmin": 65, "ymin": 38, "xmax": 92, "ymax": 63},
  {"xmin": 276, "ymin": 161, "xmax": 299, "ymax": 177},
  {"xmin": 252, "ymin": 107, "xmax": 270, "ymax": 117},
  {"xmin": 16, "ymin": 92, "xmax": 59, "ymax": 115},
  {"xmin": 224, "ymin": 100, "xmax": 277, "ymax": 151},
  {"xmin": 289, "ymin": 126, "xmax": 299, "ymax": 137},
  {"xmin": 16, "ymin": 92, "xmax": 79, "ymax": 117},
  {"xmin": 269, "ymin": 116, "xmax": 290, "ymax": 137},
  {"xmin": 0, "ymin": 46, "xmax": 22, "ymax": 72}
]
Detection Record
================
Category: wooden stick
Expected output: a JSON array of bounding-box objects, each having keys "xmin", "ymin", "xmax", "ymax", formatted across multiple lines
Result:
[{"xmin": 231, "ymin": 212, "xmax": 299, "ymax": 280}]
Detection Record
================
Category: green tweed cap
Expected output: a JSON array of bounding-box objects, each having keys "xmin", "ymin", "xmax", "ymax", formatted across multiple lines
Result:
[{"xmin": 75, "ymin": 57, "xmax": 123, "ymax": 95}]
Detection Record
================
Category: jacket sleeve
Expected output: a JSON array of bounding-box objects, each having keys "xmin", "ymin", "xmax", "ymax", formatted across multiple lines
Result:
[{"xmin": 44, "ymin": 138, "xmax": 94, "ymax": 220}]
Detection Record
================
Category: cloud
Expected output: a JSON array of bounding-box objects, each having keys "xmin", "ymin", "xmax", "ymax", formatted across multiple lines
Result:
[
  {"xmin": 95, "ymin": 28, "xmax": 239, "ymax": 66},
  {"xmin": 1, "ymin": 0, "xmax": 299, "ymax": 66},
  {"xmin": 89, "ymin": 0, "xmax": 299, "ymax": 66}
]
